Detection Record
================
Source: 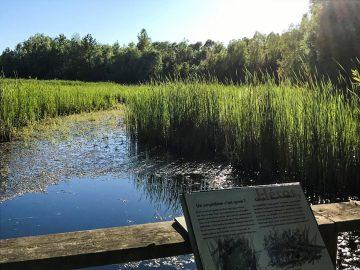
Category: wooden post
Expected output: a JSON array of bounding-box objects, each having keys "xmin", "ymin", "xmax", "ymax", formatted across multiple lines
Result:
[
  {"xmin": 318, "ymin": 220, "xmax": 337, "ymax": 267},
  {"xmin": 312, "ymin": 200, "xmax": 360, "ymax": 267}
]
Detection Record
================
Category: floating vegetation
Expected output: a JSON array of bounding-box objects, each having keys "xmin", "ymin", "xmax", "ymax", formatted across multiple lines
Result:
[
  {"xmin": 0, "ymin": 109, "xmax": 235, "ymax": 203},
  {"xmin": 0, "ymin": 110, "xmax": 129, "ymax": 201},
  {"xmin": 264, "ymin": 227, "xmax": 325, "ymax": 269}
]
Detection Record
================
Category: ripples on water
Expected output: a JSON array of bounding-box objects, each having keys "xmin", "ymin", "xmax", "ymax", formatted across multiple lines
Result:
[{"xmin": 0, "ymin": 112, "xmax": 358, "ymax": 269}]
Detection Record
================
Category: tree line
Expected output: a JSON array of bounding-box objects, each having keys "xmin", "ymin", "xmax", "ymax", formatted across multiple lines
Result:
[{"xmin": 1, "ymin": 0, "xmax": 359, "ymax": 84}]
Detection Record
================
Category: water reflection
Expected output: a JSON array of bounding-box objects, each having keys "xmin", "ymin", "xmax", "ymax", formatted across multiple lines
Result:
[
  {"xmin": 132, "ymin": 159, "xmax": 235, "ymax": 211},
  {"xmin": 0, "ymin": 117, "xmax": 130, "ymax": 201},
  {"xmin": 0, "ymin": 114, "xmax": 359, "ymax": 269}
]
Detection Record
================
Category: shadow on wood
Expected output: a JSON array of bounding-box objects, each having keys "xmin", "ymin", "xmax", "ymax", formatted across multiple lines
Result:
[{"xmin": 0, "ymin": 201, "xmax": 358, "ymax": 270}]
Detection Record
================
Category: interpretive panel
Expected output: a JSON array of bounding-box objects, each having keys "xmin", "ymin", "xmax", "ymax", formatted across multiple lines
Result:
[{"xmin": 181, "ymin": 183, "xmax": 334, "ymax": 270}]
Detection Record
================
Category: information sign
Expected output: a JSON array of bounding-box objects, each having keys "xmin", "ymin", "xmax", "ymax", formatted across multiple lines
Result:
[{"xmin": 180, "ymin": 183, "xmax": 334, "ymax": 270}]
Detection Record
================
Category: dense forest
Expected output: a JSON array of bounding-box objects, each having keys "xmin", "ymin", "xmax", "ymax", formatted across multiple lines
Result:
[{"xmin": 1, "ymin": 0, "xmax": 359, "ymax": 84}]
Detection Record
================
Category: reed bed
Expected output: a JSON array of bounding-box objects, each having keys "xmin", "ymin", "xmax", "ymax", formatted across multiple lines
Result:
[
  {"xmin": 0, "ymin": 78, "xmax": 126, "ymax": 141},
  {"xmin": 126, "ymin": 81, "xmax": 360, "ymax": 195},
  {"xmin": 1, "ymin": 78, "xmax": 359, "ymax": 194}
]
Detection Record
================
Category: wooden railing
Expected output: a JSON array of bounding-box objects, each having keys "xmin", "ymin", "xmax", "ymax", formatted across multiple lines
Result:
[{"xmin": 0, "ymin": 201, "xmax": 359, "ymax": 270}]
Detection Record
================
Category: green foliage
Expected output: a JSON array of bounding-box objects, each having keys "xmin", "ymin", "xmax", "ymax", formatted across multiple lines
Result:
[
  {"xmin": 1, "ymin": 0, "xmax": 359, "ymax": 85},
  {"xmin": 351, "ymin": 65, "xmax": 360, "ymax": 97},
  {"xmin": 137, "ymin": 29, "xmax": 151, "ymax": 52},
  {"xmin": 0, "ymin": 78, "xmax": 126, "ymax": 141},
  {"xmin": 310, "ymin": 0, "xmax": 360, "ymax": 80},
  {"xmin": 352, "ymin": 69, "xmax": 360, "ymax": 85},
  {"xmin": 125, "ymin": 80, "xmax": 360, "ymax": 194}
]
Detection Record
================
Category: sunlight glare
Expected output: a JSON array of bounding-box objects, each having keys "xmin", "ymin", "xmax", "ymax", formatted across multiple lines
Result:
[{"xmin": 188, "ymin": 0, "xmax": 309, "ymax": 43}]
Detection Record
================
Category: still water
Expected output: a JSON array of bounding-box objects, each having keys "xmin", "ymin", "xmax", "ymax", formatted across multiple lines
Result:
[{"xmin": 0, "ymin": 113, "xmax": 359, "ymax": 269}]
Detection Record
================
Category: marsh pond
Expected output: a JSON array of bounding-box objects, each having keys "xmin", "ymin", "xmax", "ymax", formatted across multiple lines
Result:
[{"xmin": 0, "ymin": 111, "xmax": 359, "ymax": 269}]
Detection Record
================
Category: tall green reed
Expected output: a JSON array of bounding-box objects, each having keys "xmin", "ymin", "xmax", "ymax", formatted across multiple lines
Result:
[
  {"xmin": 0, "ymin": 78, "xmax": 126, "ymax": 141},
  {"xmin": 125, "ymin": 80, "xmax": 360, "ymax": 197}
]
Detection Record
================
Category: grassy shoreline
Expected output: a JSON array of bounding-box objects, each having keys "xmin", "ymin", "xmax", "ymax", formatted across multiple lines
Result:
[
  {"xmin": 0, "ymin": 78, "xmax": 127, "ymax": 142},
  {"xmin": 10, "ymin": 106, "xmax": 125, "ymax": 142}
]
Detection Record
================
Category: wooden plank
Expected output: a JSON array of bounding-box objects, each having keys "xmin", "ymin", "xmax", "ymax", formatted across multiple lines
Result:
[
  {"xmin": 312, "ymin": 200, "xmax": 360, "ymax": 232},
  {"xmin": 312, "ymin": 200, "xmax": 360, "ymax": 267},
  {"xmin": 0, "ymin": 221, "xmax": 191, "ymax": 270},
  {"xmin": 0, "ymin": 201, "xmax": 359, "ymax": 270}
]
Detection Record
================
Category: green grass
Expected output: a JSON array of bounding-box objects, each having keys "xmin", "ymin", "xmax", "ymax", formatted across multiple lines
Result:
[
  {"xmin": 1, "ymin": 78, "xmax": 359, "ymax": 192},
  {"xmin": 0, "ymin": 78, "xmax": 127, "ymax": 141},
  {"xmin": 125, "ymin": 81, "xmax": 360, "ymax": 190}
]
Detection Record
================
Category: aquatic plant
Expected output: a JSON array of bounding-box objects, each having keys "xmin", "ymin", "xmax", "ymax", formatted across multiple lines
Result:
[
  {"xmin": 0, "ymin": 78, "xmax": 127, "ymax": 141},
  {"xmin": 125, "ymin": 80, "xmax": 360, "ymax": 197}
]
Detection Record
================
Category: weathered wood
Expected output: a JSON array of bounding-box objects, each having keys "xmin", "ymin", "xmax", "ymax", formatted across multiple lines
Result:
[
  {"xmin": 313, "ymin": 214, "xmax": 337, "ymax": 266},
  {"xmin": 0, "ymin": 221, "xmax": 191, "ymax": 270},
  {"xmin": 312, "ymin": 200, "xmax": 360, "ymax": 232},
  {"xmin": 312, "ymin": 200, "xmax": 360, "ymax": 267},
  {"xmin": 0, "ymin": 201, "xmax": 359, "ymax": 270}
]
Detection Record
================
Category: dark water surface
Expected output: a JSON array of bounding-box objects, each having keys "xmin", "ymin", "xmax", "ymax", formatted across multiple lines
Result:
[{"xmin": 0, "ymin": 113, "xmax": 359, "ymax": 269}]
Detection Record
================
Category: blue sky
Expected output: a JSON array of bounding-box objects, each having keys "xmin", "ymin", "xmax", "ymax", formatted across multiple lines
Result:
[{"xmin": 0, "ymin": 0, "xmax": 309, "ymax": 52}]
